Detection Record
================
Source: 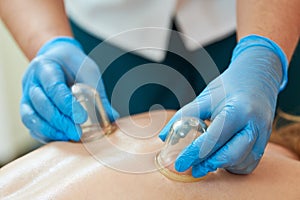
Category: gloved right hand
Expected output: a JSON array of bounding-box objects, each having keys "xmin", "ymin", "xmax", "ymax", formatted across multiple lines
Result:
[{"xmin": 20, "ymin": 37, "xmax": 119, "ymax": 143}]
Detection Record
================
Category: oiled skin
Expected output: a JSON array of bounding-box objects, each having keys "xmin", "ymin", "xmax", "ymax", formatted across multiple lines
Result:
[{"xmin": 0, "ymin": 110, "xmax": 299, "ymax": 200}]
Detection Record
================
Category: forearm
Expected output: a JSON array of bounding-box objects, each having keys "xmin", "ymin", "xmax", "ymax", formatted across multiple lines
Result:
[
  {"xmin": 0, "ymin": 0, "xmax": 73, "ymax": 60},
  {"xmin": 237, "ymin": 0, "xmax": 300, "ymax": 61}
]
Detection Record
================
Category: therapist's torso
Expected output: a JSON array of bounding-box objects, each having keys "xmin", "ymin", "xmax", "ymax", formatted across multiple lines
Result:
[
  {"xmin": 64, "ymin": 0, "xmax": 237, "ymax": 116},
  {"xmin": 64, "ymin": 0, "xmax": 236, "ymax": 61}
]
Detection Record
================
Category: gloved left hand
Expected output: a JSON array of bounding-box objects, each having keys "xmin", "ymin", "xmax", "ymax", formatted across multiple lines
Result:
[
  {"xmin": 20, "ymin": 37, "xmax": 119, "ymax": 143},
  {"xmin": 159, "ymin": 35, "xmax": 288, "ymax": 177}
]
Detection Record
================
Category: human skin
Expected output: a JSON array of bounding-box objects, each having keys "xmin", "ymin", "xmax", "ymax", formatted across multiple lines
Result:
[
  {"xmin": 0, "ymin": 0, "xmax": 299, "ymax": 60},
  {"xmin": 0, "ymin": 110, "xmax": 299, "ymax": 200},
  {"xmin": 0, "ymin": 1, "xmax": 300, "ymax": 190},
  {"xmin": 0, "ymin": 0, "xmax": 73, "ymax": 59},
  {"xmin": 237, "ymin": 0, "xmax": 300, "ymax": 61}
]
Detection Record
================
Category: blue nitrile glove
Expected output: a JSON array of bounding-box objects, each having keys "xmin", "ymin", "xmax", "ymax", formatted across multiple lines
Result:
[
  {"xmin": 21, "ymin": 37, "xmax": 119, "ymax": 143},
  {"xmin": 159, "ymin": 35, "xmax": 288, "ymax": 177}
]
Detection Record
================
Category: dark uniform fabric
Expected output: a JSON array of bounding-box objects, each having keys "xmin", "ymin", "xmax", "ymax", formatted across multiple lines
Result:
[{"xmin": 70, "ymin": 19, "xmax": 300, "ymax": 117}]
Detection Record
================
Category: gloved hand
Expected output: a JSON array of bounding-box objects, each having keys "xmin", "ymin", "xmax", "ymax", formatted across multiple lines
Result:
[
  {"xmin": 21, "ymin": 37, "xmax": 119, "ymax": 143},
  {"xmin": 159, "ymin": 35, "xmax": 288, "ymax": 177}
]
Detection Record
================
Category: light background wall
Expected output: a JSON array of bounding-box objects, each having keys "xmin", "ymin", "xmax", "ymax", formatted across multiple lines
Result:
[{"xmin": 0, "ymin": 20, "xmax": 40, "ymax": 166}]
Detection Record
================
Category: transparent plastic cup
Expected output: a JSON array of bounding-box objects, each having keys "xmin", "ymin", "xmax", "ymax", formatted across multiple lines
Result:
[
  {"xmin": 155, "ymin": 117, "xmax": 207, "ymax": 182},
  {"xmin": 71, "ymin": 83, "xmax": 116, "ymax": 142}
]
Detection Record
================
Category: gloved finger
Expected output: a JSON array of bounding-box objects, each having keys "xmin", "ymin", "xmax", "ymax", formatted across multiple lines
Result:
[
  {"xmin": 36, "ymin": 62, "xmax": 87, "ymax": 124},
  {"xmin": 75, "ymin": 58, "xmax": 119, "ymax": 122},
  {"xmin": 159, "ymin": 94, "xmax": 212, "ymax": 141},
  {"xmin": 159, "ymin": 79, "xmax": 227, "ymax": 142},
  {"xmin": 225, "ymin": 137, "xmax": 266, "ymax": 175},
  {"xmin": 191, "ymin": 162, "xmax": 211, "ymax": 178},
  {"xmin": 21, "ymin": 66, "xmax": 34, "ymax": 94},
  {"xmin": 225, "ymin": 152, "xmax": 262, "ymax": 175},
  {"xmin": 20, "ymin": 101, "xmax": 69, "ymax": 142},
  {"xmin": 29, "ymin": 85, "xmax": 82, "ymax": 141},
  {"xmin": 190, "ymin": 159, "xmax": 261, "ymax": 178},
  {"xmin": 203, "ymin": 122, "xmax": 258, "ymax": 168},
  {"xmin": 174, "ymin": 105, "xmax": 249, "ymax": 172},
  {"xmin": 226, "ymin": 124, "xmax": 269, "ymax": 175},
  {"xmin": 189, "ymin": 123, "xmax": 258, "ymax": 177}
]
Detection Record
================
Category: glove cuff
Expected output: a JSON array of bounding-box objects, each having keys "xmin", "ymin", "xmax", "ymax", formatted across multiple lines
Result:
[
  {"xmin": 37, "ymin": 36, "xmax": 83, "ymax": 56},
  {"xmin": 231, "ymin": 34, "xmax": 288, "ymax": 91}
]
